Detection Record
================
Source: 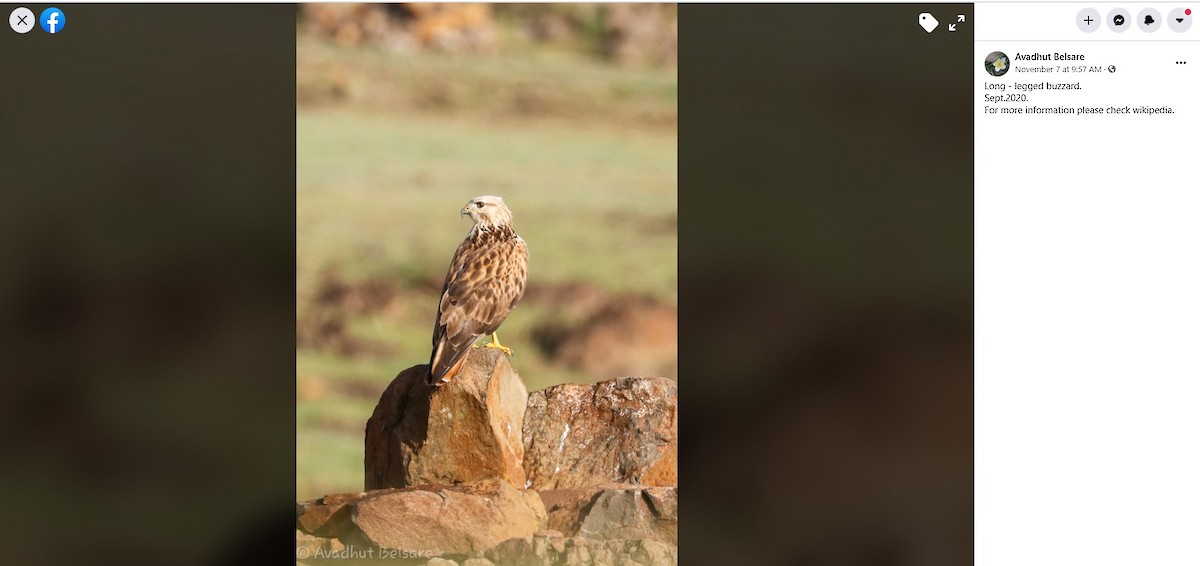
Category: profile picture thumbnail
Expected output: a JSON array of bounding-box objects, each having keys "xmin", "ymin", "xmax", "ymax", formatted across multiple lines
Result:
[{"xmin": 984, "ymin": 51, "xmax": 1010, "ymax": 77}]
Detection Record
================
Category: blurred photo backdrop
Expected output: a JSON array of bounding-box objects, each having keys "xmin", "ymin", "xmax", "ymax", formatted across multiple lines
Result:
[
  {"xmin": 296, "ymin": 3, "xmax": 678, "ymax": 499},
  {"xmin": 679, "ymin": 5, "xmax": 973, "ymax": 564}
]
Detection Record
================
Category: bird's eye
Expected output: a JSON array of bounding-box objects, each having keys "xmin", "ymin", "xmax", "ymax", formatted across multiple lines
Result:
[{"xmin": 475, "ymin": 202, "xmax": 485, "ymax": 208}]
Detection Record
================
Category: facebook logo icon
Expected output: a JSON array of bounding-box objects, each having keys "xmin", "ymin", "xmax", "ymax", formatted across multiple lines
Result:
[{"xmin": 40, "ymin": 7, "xmax": 65, "ymax": 34}]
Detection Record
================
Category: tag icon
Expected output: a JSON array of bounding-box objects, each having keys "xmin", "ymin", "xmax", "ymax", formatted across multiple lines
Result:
[{"xmin": 919, "ymin": 12, "xmax": 939, "ymax": 33}]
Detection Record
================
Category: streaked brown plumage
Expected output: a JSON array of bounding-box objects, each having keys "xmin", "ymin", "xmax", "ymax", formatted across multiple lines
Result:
[{"xmin": 428, "ymin": 196, "xmax": 529, "ymax": 385}]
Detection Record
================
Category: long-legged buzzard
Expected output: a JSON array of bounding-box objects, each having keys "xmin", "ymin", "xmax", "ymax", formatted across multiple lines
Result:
[{"xmin": 427, "ymin": 196, "xmax": 529, "ymax": 385}]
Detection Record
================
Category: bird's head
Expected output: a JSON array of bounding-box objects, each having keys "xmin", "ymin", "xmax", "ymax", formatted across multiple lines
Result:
[{"xmin": 461, "ymin": 195, "xmax": 513, "ymax": 230}]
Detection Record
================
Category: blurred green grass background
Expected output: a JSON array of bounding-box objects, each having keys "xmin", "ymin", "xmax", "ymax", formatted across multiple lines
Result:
[{"xmin": 296, "ymin": 13, "xmax": 676, "ymax": 499}]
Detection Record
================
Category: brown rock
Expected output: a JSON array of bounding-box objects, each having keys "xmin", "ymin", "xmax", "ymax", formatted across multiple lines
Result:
[
  {"xmin": 296, "ymin": 529, "xmax": 344, "ymax": 563},
  {"xmin": 566, "ymin": 538, "xmax": 678, "ymax": 566},
  {"xmin": 343, "ymin": 479, "xmax": 546, "ymax": 556},
  {"xmin": 524, "ymin": 378, "xmax": 677, "ymax": 490},
  {"xmin": 484, "ymin": 538, "xmax": 534, "ymax": 565},
  {"xmin": 365, "ymin": 349, "xmax": 528, "ymax": 489},
  {"xmin": 539, "ymin": 489, "xmax": 595, "ymax": 537},
  {"xmin": 296, "ymin": 492, "xmax": 361, "ymax": 537},
  {"xmin": 486, "ymin": 534, "xmax": 677, "ymax": 566},
  {"xmin": 461, "ymin": 559, "xmax": 497, "ymax": 566},
  {"xmin": 576, "ymin": 487, "xmax": 677, "ymax": 546},
  {"xmin": 539, "ymin": 485, "xmax": 677, "ymax": 545},
  {"xmin": 485, "ymin": 530, "xmax": 568, "ymax": 566}
]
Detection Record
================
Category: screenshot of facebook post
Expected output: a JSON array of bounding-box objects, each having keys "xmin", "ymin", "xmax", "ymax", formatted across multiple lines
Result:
[
  {"xmin": 4, "ymin": 2, "xmax": 1199, "ymax": 565},
  {"xmin": 975, "ymin": 3, "xmax": 1199, "ymax": 566}
]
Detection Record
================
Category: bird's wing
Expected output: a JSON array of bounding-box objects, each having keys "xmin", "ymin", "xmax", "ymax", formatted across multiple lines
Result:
[{"xmin": 428, "ymin": 236, "xmax": 529, "ymax": 382}]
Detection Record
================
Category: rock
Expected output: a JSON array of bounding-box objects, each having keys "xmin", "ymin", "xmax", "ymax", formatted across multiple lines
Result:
[
  {"xmin": 485, "ymin": 530, "xmax": 568, "ymax": 566},
  {"xmin": 461, "ymin": 559, "xmax": 497, "ymax": 566},
  {"xmin": 540, "ymin": 488, "xmax": 595, "ymax": 536},
  {"xmin": 576, "ymin": 487, "xmax": 677, "ymax": 546},
  {"xmin": 425, "ymin": 558, "xmax": 459, "ymax": 566},
  {"xmin": 539, "ymin": 485, "xmax": 676, "ymax": 545},
  {"xmin": 484, "ymin": 538, "xmax": 537, "ymax": 565},
  {"xmin": 296, "ymin": 492, "xmax": 361, "ymax": 537},
  {"xmin": 582, "ymin": 538, "xmax": 677, "ymax": 566},
  {"xmin": 572, "ymin": 538, "xmax": 678, "ymax": 566},
  {"xmin": 296, "ymin": 529, "xmax": 344, "ymax": 562},
  {"xmin": 524, "ymin": 378, "xmax": 677, "ymax": 490},
  {"xmin": 365, "ymin": 349, "xmax": 528, "ymax": 489},
  {"xmin": 340, "ymin": 479, "xmax": 546, "ymax": 556},
  {"xmin": 485, "ymin": 534, "xmax": 677, "ymax": 566}
]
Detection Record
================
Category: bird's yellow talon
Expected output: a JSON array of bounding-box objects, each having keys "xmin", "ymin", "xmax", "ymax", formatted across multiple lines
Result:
[
  {"xmin": 484, "ymin": 332, "xmax": 514, "ymax": 357},
  {"xmin": 484, "ymin": 342, "xmax": 514, "ymax": 357}
]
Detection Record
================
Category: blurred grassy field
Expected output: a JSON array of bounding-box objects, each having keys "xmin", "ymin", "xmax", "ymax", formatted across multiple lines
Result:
[{"xmin": 297, "ymin": 36, "xmax": 676, "ymax": 499}]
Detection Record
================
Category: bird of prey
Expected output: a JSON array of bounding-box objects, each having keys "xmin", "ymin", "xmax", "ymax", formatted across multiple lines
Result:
[{"xmin": 427, "ymin": 195, "xmax": 529, "ymax": 385}]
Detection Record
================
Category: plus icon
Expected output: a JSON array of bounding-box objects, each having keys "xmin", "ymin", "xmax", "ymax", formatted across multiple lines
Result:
[{"xmin": 1077, "ymin": 8, "xmax": 1102, "ymax": 32}]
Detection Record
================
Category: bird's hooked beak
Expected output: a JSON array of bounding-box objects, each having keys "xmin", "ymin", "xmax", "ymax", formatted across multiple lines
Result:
[{"xmin": 460, "ymin": 206, "xmax": 471, "ymax": 218}]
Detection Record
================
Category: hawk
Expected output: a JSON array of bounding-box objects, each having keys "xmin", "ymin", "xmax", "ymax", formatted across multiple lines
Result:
[{"xmin": 427, "ymin": 195, "xmax": 529, "ymax": 385}]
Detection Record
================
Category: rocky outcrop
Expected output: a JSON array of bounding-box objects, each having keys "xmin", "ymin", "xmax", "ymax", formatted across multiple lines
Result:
[
  {"xmin": 302, "ymin": 352, "xmax": 678, "ymax": 565},
  {"xmin": 297, "ymin": 479, "xmax": 546, "ymax": 557},
  {"xmin": 365, "ymin": 349, "xmax": 528, "ymax": 489},
  {"xmin": 540, "ymin": 485, "xmax": 677, "ymax": 545},
  {"xmin": 295, "ymin": 482, "xmax": 680, "ymax": 565},
  {"xmin": 296, "ymin": 491, "xmax": 361, "ymax": 538},
  {"xmin": 296, "ymin": 528, "xmax": 344, "ymax": 558},
  {"xmin": 485, "ymin": 532, "xmax": 678, "ymax": 566},
  {"xmin": 523, "ymin": 378, "xmax": 677, "ymax": 490}
]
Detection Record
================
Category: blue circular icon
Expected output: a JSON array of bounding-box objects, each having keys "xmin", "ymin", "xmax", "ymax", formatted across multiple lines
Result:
[{"xmin": 39, "ymin": 7, "xmax": 65, "ymax": 34}]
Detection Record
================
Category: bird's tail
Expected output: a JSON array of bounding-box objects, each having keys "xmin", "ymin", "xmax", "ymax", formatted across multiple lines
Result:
[{"xmin": 427, "ymin": 340, "xmax": 469, "ymax": 386}]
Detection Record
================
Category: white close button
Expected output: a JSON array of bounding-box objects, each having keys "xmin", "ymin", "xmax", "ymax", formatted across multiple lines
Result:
[{"xmin": 9, "ymin": 6, "xmax": 35, "ymax": 34}]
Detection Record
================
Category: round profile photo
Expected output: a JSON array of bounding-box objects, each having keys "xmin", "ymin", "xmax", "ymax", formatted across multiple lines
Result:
[{"xmin": 984, "ymin": 51, "xmax": 1010, "ymax": 77}]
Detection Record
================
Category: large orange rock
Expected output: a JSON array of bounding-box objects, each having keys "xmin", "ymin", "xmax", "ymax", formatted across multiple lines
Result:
[
  {"xmin": 523, "ymin": 377, "xmax": 678, "ymax": 490},
  {"xmin": 347, "ymin": 480, "xmax": 545, "ymax": 555},
  {"xmin": 296, "ymin": 480, "xmax": 546, "ymax": 557},
  {"xmin": 365, "ymin": 348, "xmax": 528, "ymax": 489}
]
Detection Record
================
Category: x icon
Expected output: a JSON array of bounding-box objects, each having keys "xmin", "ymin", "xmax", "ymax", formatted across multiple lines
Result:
[{"xmin": 10, "ymin": 7, "xmax": 36, "ymax": 33}]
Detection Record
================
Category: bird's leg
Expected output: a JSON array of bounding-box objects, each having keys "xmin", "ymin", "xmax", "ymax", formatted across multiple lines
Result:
[{"xmin": 483, "ymin": 332, "xmax": 514, "ymax": 357}]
